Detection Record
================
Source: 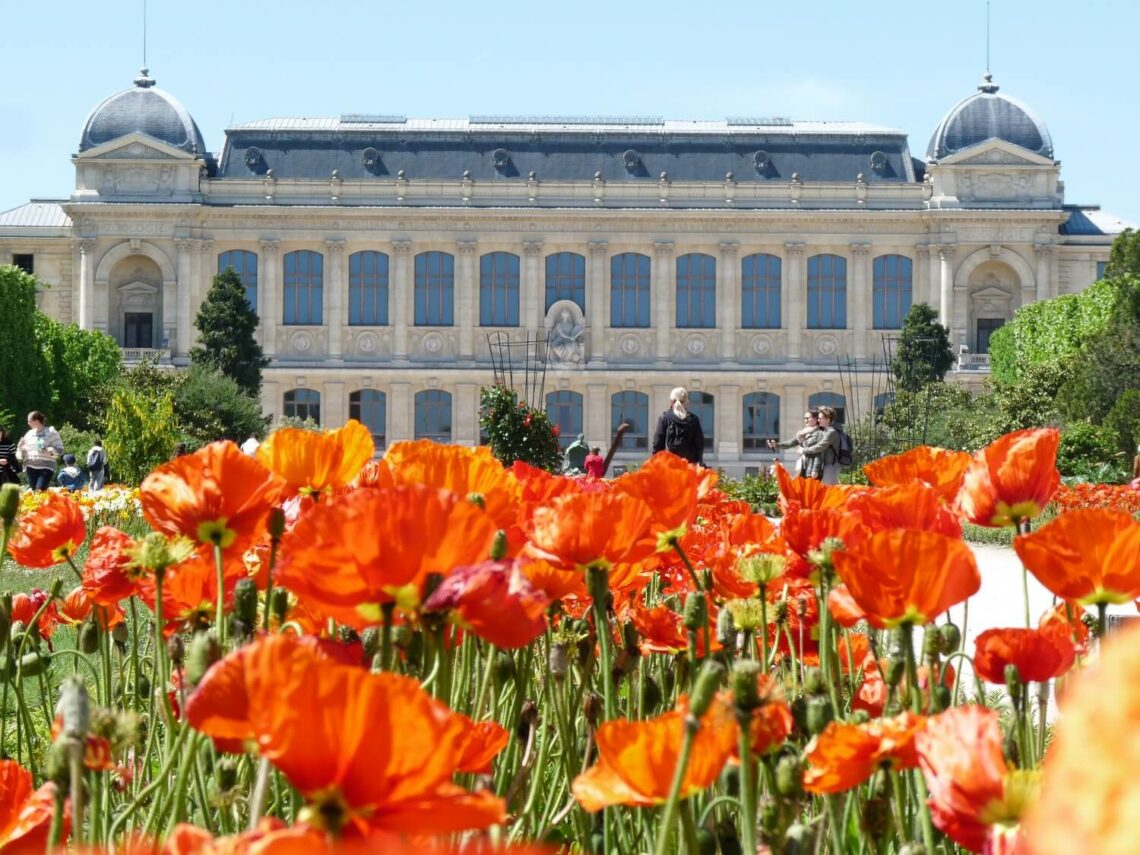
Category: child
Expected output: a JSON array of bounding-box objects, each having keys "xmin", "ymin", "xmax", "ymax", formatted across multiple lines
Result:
[{"xmin": 56, "ymin": 454, "xmax": 87, "ymax": 492}]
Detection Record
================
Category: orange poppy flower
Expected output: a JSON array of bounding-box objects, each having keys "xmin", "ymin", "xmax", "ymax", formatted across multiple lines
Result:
[
  {"xmin": 525, "ymin": 491, "xmax": 655, "ymax": 572},
  {"xmin": 81, "ymin": 526, "xmax": 142, "ymax": 608},
  {"xmin": 1014, "ymin": 509, "xmax": 1140, "ymax": 605},
  {"xmin": 917, "ymin": 705, "xmax": 1029, "ymax": 853},
  {"xmin": 832, "ymin": 529, "xmax": 980, "ymax": 629},
  {"xmin": 141, "ymin": 441, "xmax": 284, "ymax": 554},
  {"xmin": 774, "ymin": 464, "xmax": 852, "ymax": 513},
  {"xmin": 518, "ymin": 557, "xmax": 587, "ymax": 601},
  {"xmin": 48, "ymin": 586, "xmax": 125, "ymax": 632},
  {"xmin": 6, "ymin": 492, "xmax": 86, "ymax": 568},
  {"xmin": 453, "ymin": 715, "xmax": 511, "ymax": 775},
  {"xmin": 628, "ymin": 600, "xmax": 720, "ymax": 657},
  {"xmin": 846, "ymin": 482, "xmax": 963, "ymax": 538},
  {"xmin": 863, "ymin": 445, "xmax": 971, "ymax": 504},
  {"xmin": 803, "ymin": 712, "xmax": 927, "ymax": 794},
  {"xmin": 740, "ymin": 675, "xmax": 794, "ymax": 757},
  {"xmin": 0, "ymin": 759, "xmax": 59, "ymax": 852},
  {"xmin": 257, "ymin": 419, "xmax": 374, "ymax": 497},
  {"xmin": 828, "ymin": 584, "xmax": 867, "ymax": 628},
  {"xmin": 186, "ymin": 634, "xmax": 505, "ymax": 836},
  {"xmin": 780, "ymin": 502, "xmax": 865, "ymax": 563},
  {"xmin": 422, "ymin": 560, "xmax": 549, "ymax": 649},
  {"xmin": 572, "ymin": 699, "xmax": 736, "ymax": 811},
  {"xmin": 957, "ymin": 428, "xmax": 1061, "ymax": 527},
  {"xmin": 8, "ymin": 590, "xmax": 52, "ymax": 640},
  {"xmin": 612, "ymin": 452, "xmax": 714, "ymax": 541},
  {"xmin": 275, "ymin": 484, "xmax": 499, "ymax": 629},
  {"xmin": 140, "ymin": 548, "xmax": 241, "ymax": 636},
  {"xmin": 1037, "ymin": 602, "xmax": 1090, "ymax": 657},
  {"xmin": 1023, "ymin": 621, "xmax": 1140, "ymax": 855},
  {"xmin": 973, "ymin": 627, "xmax": 1075, "ymax": 684}
]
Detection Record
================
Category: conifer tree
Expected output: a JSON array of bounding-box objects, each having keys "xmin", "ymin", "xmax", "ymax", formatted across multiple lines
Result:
[
  {"xmin": 891, "ymin": 303, "xmax": 953, "ymax": 393},
  {"xmin": 190, "ymin": 267, "xmax": 268, "ymax": 396}
]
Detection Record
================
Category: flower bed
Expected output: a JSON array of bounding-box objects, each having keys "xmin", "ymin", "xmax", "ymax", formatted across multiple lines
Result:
[{"xmin": 1052, "ymin": 480, "xmax": 1140, "ymax": 514}]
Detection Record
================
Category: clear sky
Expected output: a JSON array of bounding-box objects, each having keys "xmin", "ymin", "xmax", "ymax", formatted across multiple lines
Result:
[{"xmin": 1, "ymin": 0, "xmax": 1136, "ymax": 225}]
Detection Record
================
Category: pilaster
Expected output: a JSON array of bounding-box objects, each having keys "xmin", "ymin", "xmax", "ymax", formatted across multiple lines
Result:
[
  {"xmin": 326, "ymin": 239, "xmax": 346, "ymax": 359},
  {"xmin": 389, "ymin": 382, "xmax": 413, "ymax": 442},
  {"xmin": 850, "ymin": 242, "xmax": 871, "ymax": 360},
  {"xmin": 457, "ymin": 240, "xmax": 477, "ymax": 359},
  {"xmin": 586, "ymin": 383, "xmax": 608, "ymax": 448},
  {"xmin": 1034, "ymin": 244, "xmax": 1053, "ymax": 304},
  {"xmin": 654, "ymin": 241, "xmax": 674, "ymax": 361},
  {"xmin": 323, "ymin": 381, "xmax": 345, "ymax": 429},
  {"xmin": 523, "ymin": 240, "xmax": 544, "ymax": 331},
  {"xmin": 938, "ymin": 244, "xmax": 957, "ymax": 330},
  {"xmin": 783, "ymin": 385, "xmax": 806, "ymax": 444},
  {"xmin": 784, "ymin": 242, "xmax": 805, "ymax": 361},
  {"xmin": 718, "ymin": 383, "xmax": 741, "ymax": 456},
  {"xmin": 77, "ymin": 239, "xmax": 95, "ymax": 331},
  {"xmin": 173, "ymin": 239, "xmax": 192, "ymax": 353},
  {"xmin": 718, "ymin": 242, "xmax": 739, "ymax": 360},
  {"xmin": 587, "ymin": 241, "xmax": 608, "ymax": 363},
  {"xmin": 391, "ymin": 240, "xmax": 412, "ymax": 360},
  {"xmin": 455, "ymin": 382, "xmax": 479, "ymax": 445},
  {"xmin": 915, "ymin": 244, "xmax": 931, "ymax": 307},
  {"xmin": 260, "ymin": 240, "xmax": 280, "ymax": 357}
]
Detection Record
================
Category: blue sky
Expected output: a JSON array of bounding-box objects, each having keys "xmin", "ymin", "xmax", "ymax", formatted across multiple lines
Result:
[{"xmin": 2, "ymin": 0, "xmax": 1136, "ymax": 224}]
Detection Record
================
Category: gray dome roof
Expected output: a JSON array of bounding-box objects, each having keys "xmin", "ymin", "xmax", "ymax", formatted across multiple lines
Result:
[
  {"xmin": 927, "ymin": 74, "xmax": 1053, "ymax": 160},
  {"xmin": 79, "ymin": 69, "xmax": 207, "ymax": 156}
]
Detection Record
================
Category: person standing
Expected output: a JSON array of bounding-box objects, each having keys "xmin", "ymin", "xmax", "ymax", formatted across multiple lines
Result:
[
  {"xmin": 583, "ymin": 446, "xmax": 605, "ymax": 478},
  {"xmin": 651, "ymin": 387, "xmax": 705, "ymax": 466},
  {"xmin": 56, "ymin": 454, "xmax": 87, "ymax": 492},
  {"xmin": 767, "ymin": 409, "xmax": 820, "ymax": 477},
  {"xmin": 800, "ymin": 406, "xmax": 842, "ymax": 484},
  {"xmin": 241, "ymin": 433, "xmax": 261, "ymax": 456},
  {"xmin": 16, "ymin": 411, "xmax": 63, "ymax": 491},
  {"xmin": 86, "ymin": 438, "xmax": 107, "ymax": 490},
  {"xmin": 0, "ymin": 426, "xmax": 21, "ymax": 486}
]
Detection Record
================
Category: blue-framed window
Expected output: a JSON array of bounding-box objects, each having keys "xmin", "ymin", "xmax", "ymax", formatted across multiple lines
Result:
[
  {"xmin": 545, "ymin": 391, "xmax": 583, "ymax": 450},
  {"xmin": 689, "ymin": 391, "xmax": 715, "ymax": 451},
  {"xmin": 283, "ymin": 250, "xmax": 323, "ymax": 325},
  {"xmin": 283, "ymin": 389, "xmax": 320, "ymax": 425},
  {"xmin": 743, "ymin": 392, "xmax": 780, "ymax": 450},
  {"xmin": 349, "ymin": 389, "xmax": 386, "ymax": 448},
  {"xmin": 741, "ymin": 253, "xmax": 781, "ymax": 329},
  {"xmin": 610, "ymin": 253, "xmax": 651, "ymax": 328},
  {"xmin": 807, "ymin": 392, "xmax": 846, "ymax": 426},
  {"xmin": 676, "ymin": 253, "xmax": 716, "ymax": 328},
  {"xmin": 348, "ymin": 251, "xmax": 389, "ymax": 326},
  {"xmin": 479, "ymin": 252, "xmax": 520, "ymax": 326},
  {"xmin": 611, "ymin": 391, "xmax": 649, "ymax": 449},
  {"xmin": 218, "ymin": 250, "xmax": 258, "ymax": 311},
  {"xmin": 414, "ymin": 251, "xmax": 455, "ymax": 326},
  {"xmin": 1096, "ymin": 261, "xmax": 1108, "ymax": 281},
  {"xmin": 545, "ymin": 252, "xmax": 586, "ymax": 312},
  {"xmin": 414, "ymin": 390, "xmax": 452, "ymax": 443},
  {"xmin": 807, "ymin": 254, "xmax": 847, "ymax": 329},
  {"xmin": 872, "ymin": 254, "xmax": 912, "ymax": 329}
]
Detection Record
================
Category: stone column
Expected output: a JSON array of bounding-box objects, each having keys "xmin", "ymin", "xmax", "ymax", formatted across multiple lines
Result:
[
  {"xmin": 392, "ymin": 240, "xmax": 412, "ymax": 360},
  {"xmin": 850, "ymin": 242, "xmax": 871, "ymax": 361},
  {"xmin": 586, "ymin": 383, "xmax": 608, "ymax": 448},
  {"xmin": 260, "ymin": 379, "xmax": 280, "ymax": 422},
  {"xmin": 326, "ymin": 239, "xmax": 346, "ymax": 359},
  {"xmin": 1034, "ymin": 245, "xmax": 1053, "ymax": 304},
  {"xmin": 654, "ymin": 241, "xmax": 674, "ymax": 361},
  {"xmin": 77, "ymin": 239, "xmax": 95, "ymax": 330},
  {"xmin": 915, "ymin": 244, "xmax": 931, "ymax": 308},
  {"xmin": 193, "ymin": 240, "xmax": 213, "ymax": 348},
  {"xmin": 260, "ymin": 240, "xmax": 280, "ymax": 357},
  {"xmin": 938, "ymin": 244, "xmax": 956, "ymax": 330},
  {"xmin": 783, "ymin": 385, "xmax": 805, "ymax": 448},
  {"xmin": 523, "ymin": 240, "xmax": 544, "ymax": 331},
  {"xmin": 719, "ymin": 242, "xmax": 739, "ymax": 360},
  {"xmin": 784, "ymin": 242, "xmax": 805, "ymax": 361},
  {"xmin": 389, "ymin": 381, "xmax": 412, "ymax": 442},
  {"xmin": 455, "ymin": 383, "xmax": 478, "ymax": 445},
  {"xmin": 457, "ymin": 240, "xmax": 478, "ymax": 359},
  {"xmin": 175, "ymin": 239, "xmax": 193, "ymax": 358},
  {"xmin": 928, "ymin": 243, "xmax": 941, "ymax": 313},
  {"xmin": 718, "ymin": 383, "xmax": 740, "ymax": 457},
  {"xmin": 587, "ymin": 241, "xmax": 608, "ymax": 363},
  {"xmin": 323, "ymin": 381, "xmax": 345, "ymax": 429}
]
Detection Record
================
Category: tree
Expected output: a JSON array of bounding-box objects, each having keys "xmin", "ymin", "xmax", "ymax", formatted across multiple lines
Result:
[
  {"xmin": 479, "ymin": 385, "xmax": 563, "ymax": 472},
  {"xmin": 891, "ymin": 303, "xmax": 953, "ymax": 393},
  {"xmin": 1106, "ymin": 227, "xmax": 1140, "ymax": 279},
  {"xmin": 190, "ymin": 267, "xmax": 268, "ymax": 396},
  {"xmin": 0, "ymin": 265, "xmax": 50, "ymax": 422},
  {"xmin": 104, "ymin": 386, "xmax": 179, "ymax": 484},
  {"xmin": 35, "ymin": 315, "xmax": 122, "ymax": 430},
  {"xmin": 173, "ymin": 364, "xmax": 266, "ymax": 448}
]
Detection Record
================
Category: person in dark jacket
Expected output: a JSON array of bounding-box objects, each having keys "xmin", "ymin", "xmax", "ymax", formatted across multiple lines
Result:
[
  {"xmin": 651, "ymin": 386, "xmax": 705, "ymax": 466},
  {"xmin": 0, "ymin": 426, "xmax": 21, "ymax": 486}
]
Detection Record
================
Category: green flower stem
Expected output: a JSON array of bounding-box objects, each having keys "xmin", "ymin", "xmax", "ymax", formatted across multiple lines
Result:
[
  {"xmin": 110, "ymin": 723, "xmax": 189, "ymax": 840},
  {"xmin": 817, "ymin": 571, "xmax": 842, "ymax": 715},
  {"xmin": 737, "ymin": 711, "xmax": 758, "ymax": 855},
  {"xmin": 901, "ymin": 623, "xmax": 938, "ymax": 852},
  {"xmin": 952, "ymin": 600, "xmax": 968, "ymax": 705},
  {"xmin": 586, "ymin": 565, "xmax": 617, "ymax": 721},
  {"xmin": 472, "ymin": 642, "xmax": 497, "ymax": 720},
  {"xmin": 380, "ymin": 602, "xmax": 395, "ymax": 673},
  {"xmin": 759, "ymin": 584, "xmax": 770, "ymax": 668},
  {"xmin": 824, "ymin": 794, "xmax": 847, "ymax": 854},
  {"xmin": 678, "ymin": 798, "xmax": 701, "ymax": 855},
  {"xmin": 653, "ymin": 717, "xmax": 698, "ymax": 855},
  {"xmin": 213, "ymin": 543, "xmax": 227, "ymax": 649}
]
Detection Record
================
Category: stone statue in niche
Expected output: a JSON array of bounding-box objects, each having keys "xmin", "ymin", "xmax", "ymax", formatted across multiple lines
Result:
[{"xmin": 546, "ymin": 301, "xmax": 586, "ymax": 367}]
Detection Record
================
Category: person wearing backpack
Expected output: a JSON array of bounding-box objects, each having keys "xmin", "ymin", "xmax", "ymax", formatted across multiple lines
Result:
[
  {"xmin": 15, "ymin": 411, "xmax": 64, "ymax": 491},
  {"xmin": 801, "ymin": 405, "xmax": 843, "ymax": 484},
  {"xmin": 651, "ymin": 387, "xmax": 705, "ymax": 466},
  {"xmin": 86, "ymin": 438, "xmax": 107, "ymax": 491}
]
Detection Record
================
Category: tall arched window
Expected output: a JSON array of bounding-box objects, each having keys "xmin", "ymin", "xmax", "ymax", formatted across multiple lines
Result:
[
  {"xmin": 689, "ymin": 391, "xmax": 715, "ymax": 451},
  {"xmin": 545, "ymin": 391, "xmax": 583, "ymax": 450},
  {"xmin": 741, "ymin": 253, "xmax": 781, "ymax": 329},
  {"xmin": 479, "ymin": 252, "xmax": 521, "ymax": 326},
  {"xmin": 283, "ymin": 250, "xmax": 323, "ymax": 325},
  {"xmin": 808, "ymin": 392, "xmax": 846, "ymax": 426},
  {"xmin": 218, "ymin": 250, "xmax": 258, "ymax": 310},
  {"xmin": 742, "ymin": 392, "xmax": 780, "ymax": 450},
  {"xmin": 349, "ymin": 389, "xmax": 386, "ymax": 448},
  {"xmin": 807, "ymin": 254, "xmax": 847, "ymax": 329},
  {"xmin": 414, "ymin": 252, "xmax": 455, "ymax": 326},
  {"xmin": 676, "ymin": 253, "xmax": 716, "ymax": 328},
  {"xmin": 545, "ymin": 252, "xmax": 586, "ymax": 312},
  {"xmin": 611, "ymin": 391, "xmax": 649, "ymax": 449},
  {"xmin": 610, "ymin": 253, "xmax": 651, "ymax": 328},
  {"xmin": 283, "ymin": 389, "xmax": 321, "ymax": 424},
  {"xmin": 414, "ymin": 390, "xmax": 452, "ymax": 443},
  {"xmin": 872, "ymin": 254, "xmax": 913, "ymax": 329},
  {"xmin": 349, "ymin": 251, "xmax": 389, "ymax": 325}
]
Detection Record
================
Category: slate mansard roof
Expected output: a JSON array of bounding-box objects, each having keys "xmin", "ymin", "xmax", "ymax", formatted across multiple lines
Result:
[
  {"xmin": 216, "ymin": 116, "xmax": 920, "ymax": 184},
  {"xmin": 79, "ymin": 69, "xmax": 207, "ymax": 157}
]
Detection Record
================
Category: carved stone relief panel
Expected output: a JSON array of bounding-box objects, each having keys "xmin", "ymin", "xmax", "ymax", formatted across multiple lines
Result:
[
  {"xmin": 276, "ymin": 326, "xmax": 328, "ymax": 357},
  {"xmin": 672, "ymin": 331, "xmax": 720, "ymax": 361},
  {"xmin": 345, "ymin": 327, "xmax": 394, "ymax": 360},
  {"xmin": 410, "ymin": 328, "xmax": 458, "ymax": 360}
]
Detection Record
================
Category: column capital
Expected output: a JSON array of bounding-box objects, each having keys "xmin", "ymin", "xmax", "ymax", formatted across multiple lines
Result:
[
  {"xmin": 77, "ymin": 238, "xmax": 96, "ymax": 254},
  {"xmin": 938, "ymin": 243, "xmax": 958, "ymax": 261},
  {"xmin": 197, "ymin": 239, "xmax": 214, "ymax": 254},
  {"xmin": 784, "ymin": 241, "xmax": 805, "ymax": 257},
  {"xmin": 718, "ymin": 240, "xmax": 740, "ymax": 258},
  {"xmin": 1033, "ymin": 243, "xmax": 1054, "ymax": 258},
  {"xmin": 392, "ymin": 239, "xmax": 412, "ymax": 255},
  {"xmin": 325, "ymin": 238, "xmax": 346, "ymax": 255},
  {"xmin": 916, "ymin": 243, "xmax": 932, "ymax": 259},
  {"xmin": 259, "ymin": 239, "xmax": 279, "ymax": 255},
  {"xmin": 522, "ymin": 240, "xmax": 544, "ymax": 256},
  {"xmin": 457, "ymin": 239, "xmax": 478, "ymax": 255},
  {"xmin": 653, "ymin": 240, "xmax": 674, "ymax": 257},
  {"xmin": 850, "ymin": 242, "xmax": 871, "ymax": 257},
  {"xmin": 174, "ymin": 238, "xmax": 194, "ymax": 253},
  {"xmin": 588, "ymin": 240, "xmax": 608, "ymax": 257}
]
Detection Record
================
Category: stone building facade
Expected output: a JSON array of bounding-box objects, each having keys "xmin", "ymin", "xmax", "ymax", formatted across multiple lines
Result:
[{"xmin": 0, "ymin": 69, "xmax": 1128, "ymax": 473}]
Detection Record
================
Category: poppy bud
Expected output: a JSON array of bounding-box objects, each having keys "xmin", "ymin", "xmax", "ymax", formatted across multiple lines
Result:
[
  {"xmin": 19, "ymin": 651, "xmax": 49, "ymax": 677},
  {"xmin": 361, "ymin": 627, "xmax": 381, "ymax": 660},
  {"xmin": 774, "ymin": 754, "xmax": 804, "ymax": 799},
  {"xmin": 862, "ymin": 796, "xmax": 891, "ymax": 840},
  {"xmin": 493, "ymin": 650, "xmax": 515, "ymax": 684},
  {"xmin": 696, "ymin": 827, "xmax": 718, "ymax": 855},
  {"xmin": 1002, "ymin": 731, "xmax": 1020, "ymax": 767},
  {"xmin": 850, "ymin": 708, "xmax": 871, "ymax": 725},
  {"xmin": 1005, "ymin": 664, "xmax": 1022, "ymax": 703},
  {"xmin": 549, "ymin": 642, "xmax": 568, "ymax": 680},
  {"xmin": 621, "ymin": 621, "xmax": 640, "ymax": 655},
  {"xmin": 268, "ymin": 506, "xmax": 286, "ymax": 541},
  {"xmin": 186, "ymin": 632, "xmax": 221, "ymax": 688},
  {"xmin": 0, "ymin": 483, "xmax": 20, "ymax": 528},
  {"xmin": 582, "ymin": 692, "xmax": 602, "ymax": 727},
  {"xmin": 784, "ymin": 823, "xmax": 813, "ymax": 855},
  {"xmin": 216, "ymin": 757, "xmax": 238, "ymax": 790},
  {"xmin": 269, "ymin": 587, "xmax": 289, "ymax": 624},
  {"xmin": 0, "ymin": 595, "xmax": 10, "ymax": 654},
  {"xmin": 805, "ymin": 697, "xmax": 834, "ymax": 736},
  {"xmin": 715, "ymin": 818, "xmax": 742, "ymax": 855},
  {"xmin": 111, "ymin": 623, "xmax": 129, "ymax": 645},
  {"xmin": 923, "ymin": 628, "xmax": 942, "ymax": 661},
  {"xmin": 167, "ymin": 635, "xmax": 185, "ymax": 667},
  {"xmin": 802, "ymin": 666, "xmax": 825, "ymax": 696},
  {"xmin": 233, "ymin": 579, "xmax": 257, "ymax": 627},
  {"xmin": 939, "ymin": 622, "xmax": 962, "ymax": 653},
  {"xmin": 885, "ymin": 657, "xmax": 905, "ymax": 688},
  {"xmin": 640, "ymin": 674, "xmax": 662, "ymax": 714},
  {"xmin": 689, "ymin": 660, "xmax": 725, "ymax": 719},
  {"xmin": 932, "ymin": 685, "xmax": 951, "ymax": 712},
  {"xmin": 489, "ymin": 529, "xmax": 507, "ymax": 561},
  {"xmin": 731, "ymin": 660, "xmax": 761, "ymax": 712},
  {"xmin": 78, "ymin": 619, "xmax": 100, "ymax": 655},
  {"xmin": 45, "ymin": 741, "xmax": 71, "ymax": 790},
  {"xmin": 720, "ymin": 765, "xmax": 741, "ymax": 797},
  {"xmin": 716, "ymin": 606, "xmax": 736, "ymax": 646}
]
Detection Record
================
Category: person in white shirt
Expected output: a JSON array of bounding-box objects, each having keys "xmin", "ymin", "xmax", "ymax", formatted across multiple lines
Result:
[{"xmin": 240, "ymin": 434, "xmax": 261, "ymax": 456}]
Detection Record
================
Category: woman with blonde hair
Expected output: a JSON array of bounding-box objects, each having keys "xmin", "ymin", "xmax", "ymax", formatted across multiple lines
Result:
[
  {"xmin": 651, "ymin": 386, "xmax": 705, "ymax": 466},
  {"xmin": 801, "ymin": 405, "xmax": 842, "ymax": 484}
]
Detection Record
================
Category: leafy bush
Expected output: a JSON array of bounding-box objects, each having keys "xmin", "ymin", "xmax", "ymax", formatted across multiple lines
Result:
[
  {"xmin": 273, "ymin": 415, "xmax": 321, "ymax": 432},
  {"xmin": 1104, "ymin": 389, "xmax": 1140, "ymax": 456},
  {"xmin": 0, "ymin": 265, "xmax": 50, "ymax": 421},
  {"xmin": 1056, "ymin": 421, "xmax": 1127, "ymax": 480},
  {"xmin": 104, "ymin": 387, "xmax": 179, "ymax": 484},
  {"xmin": 479, "ymin": 385, "xmax": 562, "ymax": 472},
  {"xmin": 173, "ymin": 365, "xmax": 267, "ymax": 448},
  {"xmin": 35, "ymin": 315, "xmax": 122, "ymax": 430},
  {"xmin": 56, "ymin": 424, "xmax": 102, "ymax": 471},
  {"xmin": 719, "ymin": 472, "xmax": 779, "ymax": 514}
]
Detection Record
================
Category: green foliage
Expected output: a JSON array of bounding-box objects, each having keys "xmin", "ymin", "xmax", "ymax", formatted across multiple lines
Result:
[
  {"xmin": 880, "ymin": 384, "xmax": 1001, "ymax": 452},
  {"xmin": 35, "ymin": 316, "xmax": 122, "ymax": 430},
  {"xmin": 273, "ymin": 415, "xmax": 321, "ymax": 432},
  {"xmin": 989, "ymin": 362, "xmax": 1065, "ymax": 432},
  {"xmin": 891, "ymin": 303, "xmax": 953, "ymax": 392},
  {"xmin": 479, "ymin": 385, "xmax": 563, "ymax": 472},
  {"xmin": 56, "ymin": 424, "xmax": 102, "ymax": 470},
  {"xmin": 1055, "ymin": 315, "xmax": 1140, "ymax": 424},
  {"xmin": 1104, "ymin": 390, "xmax": 1140, "ymax": 456},
  {"xmin": 718, "ymin": 472, "xmax": 779, "ymax": 514},
  {"xmin": 0, "ymin": 265, "xmax": 50, "ymax": 421},
  {"xmin": 191, "ymin": 267, "xmax": 268, "ymax": 396},
  {"xmin": 1106, "ymin": 227, "xmax": 1140, "ymax": 279},
  {"xmin": 1057, "ymin": 421, "xmax": 1129, "ymax": 482},
  {"xmin": 104, "ymin": 387, "xmax": 179, "ymax": 484},
  {"xmin": 172, "ymin": 365, "xmax": 267, "ymax": 448}
]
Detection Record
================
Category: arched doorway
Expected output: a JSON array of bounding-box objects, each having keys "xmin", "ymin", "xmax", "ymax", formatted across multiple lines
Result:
[
  {"xmin": 966, "ymin": 261, "xmax": 1022, "ymax": 354},
  {"xmin": 110, "ymin": 256, "xmax": 164, "ymax": 348}
]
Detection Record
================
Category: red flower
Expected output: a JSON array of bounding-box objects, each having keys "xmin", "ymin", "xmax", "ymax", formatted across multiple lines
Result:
[
  {"xmin": 551, "ymin": 424, "xmax": 561, "ymax": 438},
  {"xmin": 803, "ymin": 712, "xmax": 927, "ymax": 794},
  {"xmin": 525, "ymin": 491, "xmax": 655, "ymax": 571},
  {"xmin": 846, "ymin": 482, "xmax": 963, "ymax": 537},
  {"xmin": 957, "ymin": 428, "xmax": 1061, "ymax": 527},
  {"xmin": 422, "ymin": 560, "xmax": 549, "ymax": 649},
  {"xmin": 0, "ymin": 759, "xmax": 59, "ymax": 851},
  {"xmin": 863, "ymin": 445, "xmax": 972, "ymax": 505},
  {"xmin": 973, "ymin": 627, "xmax": 1075, "ymax": 684},
  {"xmin": 82, "ymin": 526, "xmax": 141, "ymax": 607},
  {"xmin": 6, "ymin": 492, "xmax": 86, "ymax": 568}
]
